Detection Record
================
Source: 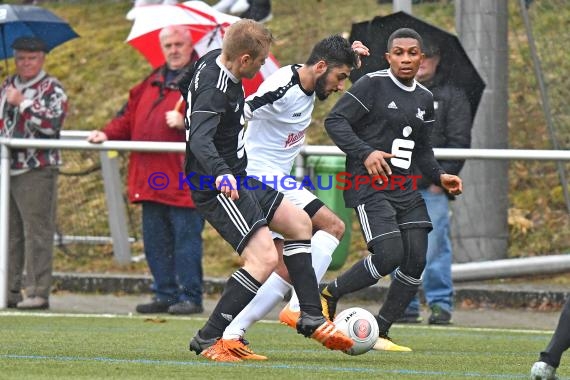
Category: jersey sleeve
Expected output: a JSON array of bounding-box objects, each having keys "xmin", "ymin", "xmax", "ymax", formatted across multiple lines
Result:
[
  {"xmin": 440, "ymin": 86, "xmax": 472, "ymax": 175},
  {"xmin": 187, "ymin": 86, "xmax": 232, "ymax": 178},
  {"xmin": 325, "ymin": 77, "xmax": 376, "ymax": 161}
]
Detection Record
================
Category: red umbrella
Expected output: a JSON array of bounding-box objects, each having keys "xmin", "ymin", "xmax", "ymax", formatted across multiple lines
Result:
[{"xmin": 126, "ymin": 0, "xmax": 279, "ymax": 96}]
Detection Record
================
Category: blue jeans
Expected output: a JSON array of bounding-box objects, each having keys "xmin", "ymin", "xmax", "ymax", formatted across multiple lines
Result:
[
  {"xmin": 141, "ymin": 201, "xmax": 205, "ymax": 306},
  {"xmin": 406, "ymin": 188, "xmax": 453, "ymax": 314}
]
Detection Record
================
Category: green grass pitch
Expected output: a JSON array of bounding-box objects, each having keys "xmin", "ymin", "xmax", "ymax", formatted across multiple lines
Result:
[{"xmin": 0, "ymin": 312, "xmax": 562, "ymax": 380}]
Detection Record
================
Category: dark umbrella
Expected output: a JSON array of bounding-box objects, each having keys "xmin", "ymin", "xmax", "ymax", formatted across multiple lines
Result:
[
  {"xmin": 349, "ymin": 11, "xmax": 485, "ymax": 119},
  {"xmin": 0, "ymin": 4, "xmax": 78, "ymax": 68}
]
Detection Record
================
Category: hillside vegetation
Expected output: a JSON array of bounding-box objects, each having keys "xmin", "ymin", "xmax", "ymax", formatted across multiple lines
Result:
[{"xmin": 2, "ymin": 0, "xmax": 568, "ymax": 277}]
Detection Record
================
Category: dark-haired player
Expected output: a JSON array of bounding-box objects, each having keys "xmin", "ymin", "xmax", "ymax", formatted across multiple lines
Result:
[
  {"xmin": 183, "ymin": 19, "xmax": 353, "ymax": 362},
  {"xmin": 320, "ymin": 27, "xmax": 462, "ymax": 351},
  {"xmin": 219, "ymin": 35, "xmax": 368, "ymax": 343}
]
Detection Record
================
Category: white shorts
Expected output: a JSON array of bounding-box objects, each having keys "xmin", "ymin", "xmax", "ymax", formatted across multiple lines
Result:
[{"xmin": 247, "ymin": 169, "xmax": 318, "ymax": 240}]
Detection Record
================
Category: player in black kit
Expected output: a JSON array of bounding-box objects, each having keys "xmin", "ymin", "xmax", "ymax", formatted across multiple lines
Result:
[
  {"xmin": 320, "ymin": 28, "xmax": 462, "ymax": 351},
  {"xmin": 183, "ymin": 19, "xmax": 353, "ymax": 362}
]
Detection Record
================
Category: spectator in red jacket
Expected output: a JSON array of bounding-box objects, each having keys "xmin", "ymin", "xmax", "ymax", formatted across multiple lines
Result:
[{"xmin": 88, "ymin": 25, "xmax": 205, "ymax": 315}]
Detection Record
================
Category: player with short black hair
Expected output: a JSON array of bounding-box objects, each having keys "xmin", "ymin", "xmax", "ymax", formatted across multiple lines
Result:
[
  {"xmin": 320, "ymin": 27, "xmax": 462, "ymax": 351},
  {"xmin": 215, "ymin": 35, "xmax": 368, "ymax": 345}
]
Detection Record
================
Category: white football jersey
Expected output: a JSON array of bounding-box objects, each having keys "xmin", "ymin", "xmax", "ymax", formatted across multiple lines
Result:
[{"xmin": 244, "ymin": 64, "xmax": 315, "ymax": 176}]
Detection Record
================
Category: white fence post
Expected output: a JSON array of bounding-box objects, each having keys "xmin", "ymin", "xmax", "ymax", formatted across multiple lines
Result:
[{"xmin": 0, "ymin": 143, "xmax": 11, "ymax": 309}]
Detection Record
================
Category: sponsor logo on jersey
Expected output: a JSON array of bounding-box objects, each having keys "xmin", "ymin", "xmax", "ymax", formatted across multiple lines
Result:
[
  {"xmin": 284, "ymin": 130, "xmax": 305, "ymax": 148},
  {"xmin": 416, "ymin": 108, "xmax": 425, "ymax": 121},
  {"xmin": 388, "ymin": 101, "xmax": 398, "ymax": 109},
  {"xmin": 292, "ymin": 112, "xmax": 302, "ymax": 118},
  {"xmin": 221, "ymin": 313, "xmax": 233, "ymax": 322}
]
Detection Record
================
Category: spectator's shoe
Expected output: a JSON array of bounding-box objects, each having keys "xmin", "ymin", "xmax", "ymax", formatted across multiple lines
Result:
[
  {"xmin": 278, "ymin": 303, "xmax": 299, "ymax": 329},
  {"xmin": 229, "ymin": 0, "xmax": 250, "ymax": 14},
  {"xmin": 373, "ymin": 334, "xmax": 412, "ymax": 352},
  {"xmin": 395, "ymin": 311, "xmax": 423, "ymax": 324},
  {"xmin": 168, "ymin": 301, "xmax": 204, "ymax": 315},
  {"xmin": 200, "ymin": 339, "xmax": 242, "ymax": 362},
  {"xmin": 297, "ymin": 312, "xmax": 354, "ymax": 351},
  {"xmin": 17, "ymin": 297, "xmax": 49, "ymax": 310},
  {"xmin": 189, "ymin": 332, "xmax": 219, "ymax": 355},
  {"xmin": 135, "ymin": 299, "xmax": 171, "ymax": 314},
  {"xmin": 428, "ymin": 305, "xmax": 452, "ymax": 325},
  {"xmin": 530, "ymin": 361, "xmax": 559, "ymax": 380},
  {"xmin": 219, "ymin": 338, "xmax": 268, "ymax": 360},
  {"xmin": 7, "ymin": 293, "xmax": 22, "ymax": 309},
  {"xmin": 320, "ymin": 288, "xmax": 338, "ymax": 320}
]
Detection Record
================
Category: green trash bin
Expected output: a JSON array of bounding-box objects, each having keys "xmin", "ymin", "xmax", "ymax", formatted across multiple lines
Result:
[{"xmin": 306, "ymin": 155, "xmax": 352, "ymax": 270}]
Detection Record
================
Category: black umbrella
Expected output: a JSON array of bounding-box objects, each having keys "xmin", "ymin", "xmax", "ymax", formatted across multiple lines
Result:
[{"xmin": 349, "ymin": 11, "xmax": 485, "ymax": 119}]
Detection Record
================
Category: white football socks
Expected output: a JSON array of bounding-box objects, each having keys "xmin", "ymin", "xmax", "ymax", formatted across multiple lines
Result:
[
  {"xmin": 223, "ymin": 272, "xmax": 290, "ymax": 339},
  {"xmin": 222, "ymin": 230, "xmax": 339, "ymax": 339}
]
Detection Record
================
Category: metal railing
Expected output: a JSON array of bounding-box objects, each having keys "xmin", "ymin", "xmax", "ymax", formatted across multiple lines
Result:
[{"xmin": 2, "ymin": 134, "xmax": 570, "ymax": 307}]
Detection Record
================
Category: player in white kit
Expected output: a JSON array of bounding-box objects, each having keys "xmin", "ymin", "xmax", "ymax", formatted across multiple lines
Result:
[{"xmin": 220, "ymin": 35, "xmax": 368, "ymax": 347}]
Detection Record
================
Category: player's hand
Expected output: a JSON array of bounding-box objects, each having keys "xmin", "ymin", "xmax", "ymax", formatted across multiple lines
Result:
[
  {"xmin": 364, "ymin": 150, "xmax": 394, "ymax": 181},
  {"xmin": 87, "ymin": 130, "xmax": 108, "ymax": 143},
  {"xmin": 216, "ymin": 174, "xmax": 239, "ymax": 200},
  {"xmin": 351, "ymin": 40, "xmax": 370, "ymax": 69},
  {"xmin": 440, "ymin": 174, "xmax": 462, "ymax": 196},
  {"xmin": 165, "ymin": 110, "xmax": 184, "ymax": 129}
]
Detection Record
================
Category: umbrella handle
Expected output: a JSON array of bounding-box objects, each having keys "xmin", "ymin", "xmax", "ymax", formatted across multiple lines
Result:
[{"xmin": 173, "ymin": 97, "xmax": 184, "ymax": 112}]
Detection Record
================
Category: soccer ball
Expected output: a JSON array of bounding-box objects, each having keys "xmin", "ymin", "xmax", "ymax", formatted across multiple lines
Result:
[{"xmin": 333, "ymin": 307, "xmax": 379, "ymax": 356}]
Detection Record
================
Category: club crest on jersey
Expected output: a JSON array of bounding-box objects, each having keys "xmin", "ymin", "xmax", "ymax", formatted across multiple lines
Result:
[{"xmin": 416, "ymin": 108, "xmax": 425, "ymax": 121}]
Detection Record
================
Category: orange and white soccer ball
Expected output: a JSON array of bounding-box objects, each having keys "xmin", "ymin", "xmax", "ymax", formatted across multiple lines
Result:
[{"xmin": 333, "ymin": 307, "xmax": 379, "ymax": 355}]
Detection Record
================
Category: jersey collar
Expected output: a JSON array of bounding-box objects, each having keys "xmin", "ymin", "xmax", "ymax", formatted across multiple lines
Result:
[
  {"xmin": 216, "ymin": 55, "xmax": 239, "ymax": 83},
  {"xmin": 388, "ymin": 68, "xmax": 417, "ymax": 92}
]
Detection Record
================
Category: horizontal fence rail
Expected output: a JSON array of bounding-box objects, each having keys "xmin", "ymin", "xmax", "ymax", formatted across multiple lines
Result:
[{"xmin": 2, "ymin": 134, "xmax": 570, "ymax": 308}]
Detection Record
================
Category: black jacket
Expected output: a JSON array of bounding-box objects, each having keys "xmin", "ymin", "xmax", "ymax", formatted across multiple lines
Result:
[{"xmin": 414, "ymin": 76, "xmax": 473, "ymax": 193}]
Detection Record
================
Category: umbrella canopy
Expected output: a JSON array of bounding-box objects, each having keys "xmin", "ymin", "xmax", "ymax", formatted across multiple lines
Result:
[
  {"xmin": 126, "ymin": 0, "xmax": 279, "ymax": 96},
  {"xmin": 349, "ymin": 11, "xmax": 485, "ymax": 118},
  {"xmin": 0, "ymin": 4, "xmax": 79, "ymax": 60}
]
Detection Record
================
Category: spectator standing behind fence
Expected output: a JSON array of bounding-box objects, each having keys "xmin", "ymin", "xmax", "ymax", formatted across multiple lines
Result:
[
  {"xmin": 395, "ymin": 41, "xmax": 472, "ymax": 325},
  {"xmin": 0, "ymin": 37, "xmax": 68, "ymax": 310},
  {"xmin": 87, "ymin": 26, "xmax": 205, "ymax": 315},
  {"xmin": 530, "ymin": 296, "xmax": 570, "ymax": 380}
]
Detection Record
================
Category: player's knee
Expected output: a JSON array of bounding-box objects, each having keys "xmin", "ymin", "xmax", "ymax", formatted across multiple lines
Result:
[
  {"xmin": 318, "ymin": 216, "xmax": 345, "ymax": 240},
  {"xmin": 369, "ymin": 237, "xmax": 404, "ymax": 276},
  {"xmin": 287, "ymin": 210, "xmax": 312, "ymax": 239}
]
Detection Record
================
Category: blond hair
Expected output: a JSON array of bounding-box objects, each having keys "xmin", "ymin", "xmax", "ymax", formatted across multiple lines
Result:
[{"xmin": 222, "ymin": 19, "xmax": 273, "ymax": 61}]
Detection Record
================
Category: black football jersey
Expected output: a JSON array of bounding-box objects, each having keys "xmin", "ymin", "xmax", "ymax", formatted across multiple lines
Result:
[
  {"xmin": 184, "ymin": 49, "xmax": 247, "ymax": 186},
  {"xmin": 325, "ymin": 69, "xmax": 444, "ymax": 206}
]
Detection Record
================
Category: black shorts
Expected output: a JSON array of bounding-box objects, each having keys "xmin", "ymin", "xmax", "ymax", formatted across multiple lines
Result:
[
  {"xmin": 354, "ymin": 192, "xmax": 432, "ymax": 249},
  {"xmin": 191, "ymin": 177, "xmax": 284, "ymax": 254}
]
